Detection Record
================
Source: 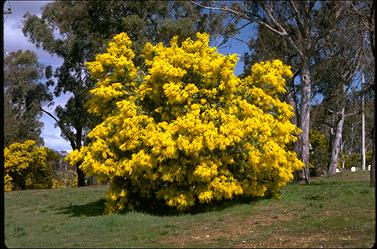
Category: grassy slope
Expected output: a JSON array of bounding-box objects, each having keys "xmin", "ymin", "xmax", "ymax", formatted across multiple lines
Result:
[{"xmin": 4, "ymin": 171, "xmax": 375, "ymax": 248}]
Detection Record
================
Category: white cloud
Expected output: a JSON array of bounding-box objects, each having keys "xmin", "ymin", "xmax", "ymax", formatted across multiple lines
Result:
[
  {"xmin": 4, "ymin": 1, "xmax": 63, "ymax": 67},
  {"xmin": 4, "ymin": 0, "xmax": 69, "ymax": 152},
  {"xmin": 40, "ymin": 93, "xmax": 73, "ymax": 152},
  {"xmin": 41, "ymin": 130, "xmax": 72, "ymax": 153}
]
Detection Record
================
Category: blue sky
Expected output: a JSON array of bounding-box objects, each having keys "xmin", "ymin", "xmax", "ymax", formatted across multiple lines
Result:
[
  {"xmin": 4, "ymin": 1, "xmax": 71, "ymax": 152},
  {"xmin": 3, "ymin": 1, "xmax": 255, "ymax": 152}
]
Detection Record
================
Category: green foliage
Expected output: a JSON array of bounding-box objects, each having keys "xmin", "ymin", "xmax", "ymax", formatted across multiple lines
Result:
[
  {"xmin": 4, "ymin": 50, "xmax": 52, "ymax": 146},
  {"xmin": 340, "ymin": 151, "xmax": 373, "ymax": 170},
  {"xmin": 43, "ymin": 149, "xmax": 79, "ymax": 188},
  {"xmin": 51, "ymin": 170, "xmax": 78, "ymax": 189},
  {"xmin": 309, "ymin": 129, "xmax": 330, "ymax": 176},
  {"xmin": 4, "ymin": 140, "xmax": 54, "ymax": 191}
]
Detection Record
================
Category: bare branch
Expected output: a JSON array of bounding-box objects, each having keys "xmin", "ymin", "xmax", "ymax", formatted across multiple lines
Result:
[
  {"xmin": 191, "ymin": 0, "xmax": 304, "ymax": 56},
  {"xmin": 214, "ymin": 20, "xmax": 253, "ymax": 48},
  {"xmin": 191, "ymin": 0, "xmax": 285, "ymax": 36},
  {"xmin": 345, "ymin": 110, "xmax": 363, "ymax": 118},
  {"xmin": 40, "ymin": 107, "xmax": 76, "ymax": 149},
  {"xmin": 289, "ymin": 0, "xmax": 300, "ymax": 19},
  {"xmin": 260, "ymin": 2, "xmax": 304, "ymax": 56},
  {"xmin": 345, "ymin": 82, "xmax": 374, "ymax": 98},
  {"xmin": 327, "ymin": 109, "xmax": 335, "ymax": 114},
  {"xmin": 321, "ymin": 121, "xmax": 334, "ymax": 128},
  {"xmin": 369, "ymin": 1, "xmax": 375, "ymax": 58},
  {"xmin": 341, "ymin": 48, "xmax": 362, "ymax": 83},
  {"xmin": 288, "ymin": 0, "xmax": 305, "ymax": 35},
  {"xmin": 259, "ymin": 2, "xmax": 289, "ymax": 36},
  {"xmin": 229, "ymin": 36, "xmax": 250, "ymax": 46},
  {"xmin": 232, "ymin": 20, "xmax": 254, "ymax": 33},
  {"xmin": 349, "ymin": 2, "xmax": 369, "ymax": 20}
]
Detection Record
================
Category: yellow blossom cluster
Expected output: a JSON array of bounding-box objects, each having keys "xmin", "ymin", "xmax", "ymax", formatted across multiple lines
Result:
[
  {"xmin": 85, "ymin": 33, "xmax": 137, "ymax": 119},
  {"xmin": 66, "ymin": 32, "xmax": 303, "ymax": 213},
  {"xmin": 4, "ymin": 140, "xmax": 53, "ymax": 191}
]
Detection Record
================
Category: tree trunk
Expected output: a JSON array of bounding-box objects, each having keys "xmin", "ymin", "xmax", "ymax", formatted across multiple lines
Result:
[
  {"xmin": 286, "ymin": 83, "xmax": 298, "ymax": 126},
  {"xmin": 40, "ymin": 107, "xmax": 86, "ymax": 186},
  {"xmin": 362, "ymin": 94, "xmax": 366, "ymax": 170},
  {"xmin": 371, "ymin": 126, "xmax": 375, "ymax": 187},
  {"xmin": 299, "ymin": 64, "xmax": 311, "ymax": 183},
  {"xmin": 76, "ymin": 127, "xmax": 86, "ymax": 187},
  {"xmin": 77, "ymin": 164, "xmax": 86, "ymax": 187},
  {"xmin": 287, "ymin": 83, "xmax": 303, "ymax": 182},
  {"xmin": 328, "ymin": 107, "xmax": 345, "ymax": 176}
]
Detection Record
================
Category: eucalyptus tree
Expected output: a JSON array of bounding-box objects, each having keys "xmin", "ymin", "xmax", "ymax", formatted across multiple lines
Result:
[
  {"xmin": 4, "ymin": 50, "xmax": 52, "ymax": 146},
  {"xmin": 237, "ymin": 1, "xmax": 374, "ymax": 179},
  {"xmin": 315, "ymin": 6, "xmax": 369, "ymax": 176},
  {"xmin": 22, "ymin": 0, "xmax": 239, "ymax": 186},
  {"xmin": 348, "ymin": 0, "xmax": 375, "ymax": 186},
  {"xmin": 192, "ymin": 0, "xmax": 350, "ymax": 183}
]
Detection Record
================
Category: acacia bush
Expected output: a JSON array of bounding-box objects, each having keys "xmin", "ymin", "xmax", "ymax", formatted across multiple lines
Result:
[
  {"xmin": 67, "ymin": 32, "xmax": 303, "ymax": 213},
  {"xmin": 4, "ymin": 140, "xmax": 53, "ymax": 191}
]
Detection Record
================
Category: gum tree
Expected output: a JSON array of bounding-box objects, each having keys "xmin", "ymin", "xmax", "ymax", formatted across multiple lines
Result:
[
  {"xmin": 4, "ymin": 50, "xmax": 52, "ymax": 146},
  {"xmin": 192, "ymin": 0, "xmax": 350, "ymax": 183}
]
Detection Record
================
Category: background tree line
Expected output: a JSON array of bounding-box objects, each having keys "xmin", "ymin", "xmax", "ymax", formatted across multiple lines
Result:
[{"xmin": 193, "ymin": 0, "xmax": 375, "ymax": 185}]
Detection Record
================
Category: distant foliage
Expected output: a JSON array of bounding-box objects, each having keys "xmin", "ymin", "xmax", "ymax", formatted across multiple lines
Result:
[
  {"xmin": 4, "ymin": 140, "xmax": 54, "ymax": 191},
  {"xmin": 309, "ymin": 129, "xmax": 330, "ymax": 176},
  {"xmin": 67, "ymin": 32, "xmax": 303, "ymax": 213},
  {"xmin": 44, "ymin": 149, "xmax": 79, "ymax": 188},
  {"xmin": 51, "ymin": 170, "xmax": 78, "ymax": 188},
  {"xmin": 340, "ymin": 151, "xmax": 373, "ymax": 170},
  {"xmin": 4, "ymin": 50, "xmax": 51, "ymax": 147}
]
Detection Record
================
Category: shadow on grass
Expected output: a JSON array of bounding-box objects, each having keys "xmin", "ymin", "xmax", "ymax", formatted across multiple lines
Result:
[
  {"xmin": 122, "ymin": 195, "xmax": 270, "ymax": 217},
  {"xmin": 54, "ymin": 195, "xmax": 268, "ymax": 217},
  {"xmin": 56, "ymin": 198, "xmax": 106, "ymax": 217}
]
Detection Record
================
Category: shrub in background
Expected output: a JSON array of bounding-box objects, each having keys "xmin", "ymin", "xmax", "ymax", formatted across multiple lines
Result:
[
  {"xmin": 4, "ymin": 140, "xmax": 53, "ymax": 191},
  {"xmin": 45, "ymin": 149, "xmax": 79, "ymax": 188},
  {"xmin": 309, "ymin": 129, "xmax": 329, "ymax": 176},
  {"xmin": 67, "ymin": 32, "xmax": 303, "ymax": 213},
  {"xmin": 340, "ymin": 151, "xmax": 373, "ymax": 170},
  {"xmin": 51, "ymin": 170, "xmax": 78, "ymax": 188}
]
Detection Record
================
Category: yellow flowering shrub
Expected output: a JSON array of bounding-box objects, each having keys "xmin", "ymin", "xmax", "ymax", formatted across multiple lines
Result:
[
  {"xmin": 66, "ymin": 32, "xmax": 303, "ymax": 213},
  {"xmin": 4, "ymin": 140, "xmax": 53, "ymax": 191}
]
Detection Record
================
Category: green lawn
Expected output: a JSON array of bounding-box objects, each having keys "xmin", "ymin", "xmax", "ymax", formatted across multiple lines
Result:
[{"xmin": 4, "ymin": 171, "xmax": 375, "ymax": 248}]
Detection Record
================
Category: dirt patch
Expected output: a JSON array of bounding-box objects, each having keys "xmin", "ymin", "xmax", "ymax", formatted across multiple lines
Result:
[
  {"xmin": 157, "ymin": 205, "xmax": 374, "ymax": 248},
  {"xmin": 236, "ymin": 229, "xmax": 375, "ymax": 248},
  {"xmin": 157, "ymin": 207, "xmax": 297, "ymax": 247}
]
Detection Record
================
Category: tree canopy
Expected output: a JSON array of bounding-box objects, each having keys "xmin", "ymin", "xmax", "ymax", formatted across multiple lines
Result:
[{"xmin": 4, "ymin": 50, "xmax": 52, "ymax": 146}]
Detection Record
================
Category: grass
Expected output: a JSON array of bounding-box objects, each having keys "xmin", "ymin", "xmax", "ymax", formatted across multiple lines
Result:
[{"xmin": 4, "ymin": 171, "xmax": 375, "ymax": 248}]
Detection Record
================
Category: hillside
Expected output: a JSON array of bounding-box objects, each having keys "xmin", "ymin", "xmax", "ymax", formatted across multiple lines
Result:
[{"xmin": 4, "ymin": 171, "xmax": 375, "ymax": 248}]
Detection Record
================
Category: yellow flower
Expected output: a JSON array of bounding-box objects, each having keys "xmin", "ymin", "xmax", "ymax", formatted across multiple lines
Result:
[{"xmin": 67, "ymin": 32, "xmax": 303, "ymax": 213}]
